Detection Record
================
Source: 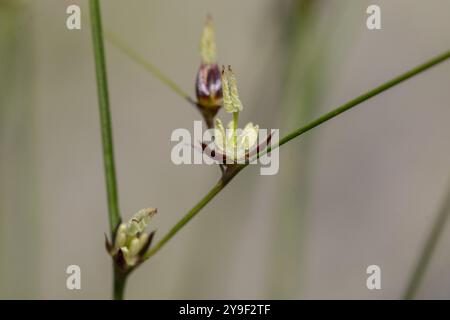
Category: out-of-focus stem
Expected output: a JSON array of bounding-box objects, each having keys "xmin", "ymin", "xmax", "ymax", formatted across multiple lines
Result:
[
  {"xmin": 104, "ymin": 30, "xmax": 193, "ymax": 103},
  {"xmin": 403, "ymin": 184, "xmax": 450, "ymax": 299}
]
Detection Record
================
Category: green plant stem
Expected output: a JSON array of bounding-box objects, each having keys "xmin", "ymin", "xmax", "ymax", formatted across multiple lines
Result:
[
  {"xmin": 144, "ymin": 179, "xmax": 226, "ymax": 259},
  {"xmin": 104, "ymin": 30, "xmax": 193, "ymax": 103},
  {"xmin": 259, "ymin": 50, "xmax": 450, "ymax": 159},
  {"xmin": 113, "ymin": 265, "xmax": 128, "ymax": 300},
  {"xmin": 89, "ymin": 0, "xmax": 124, "ymax": 300},
  {"xmin": 403, "ymin": 184, "xmax": 450, "ymax": 299},
  {"xmin": 89, "ymin": 0, "xmax": 121, "ymax": 235},
  {"xmin": 144, "ymin": 50, "xmax": 450, "ymax": 261}
]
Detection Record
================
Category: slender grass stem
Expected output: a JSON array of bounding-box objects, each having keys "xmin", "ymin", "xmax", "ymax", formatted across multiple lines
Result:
[
  {"xmin": 144, "ymin": 50, "xmax": 450, "ymax": 261},
  {"xmin": 257, "ymin": 50, "xmax": 450, "ymax": 159},
  {"xmin": 403, "ymin": 184, "xmax": 450, "ymax": 299},
  {"xmin": 144, "ymin": 179, "xmax": 226, "ymax": 259},
  {"xmin": 89, "ymin": 0, "xmax": 123, "ymax": 300},
  {"xmin": 104, "ymin": 30, "xmax": 194, "ymax": 103},
  {"xmin": 89, "ymin": 0, "xmax": 121, "ymax": 236},
  {"xmin": 113, "ymin": 265, "xmax": 128, "ymax": 300}
]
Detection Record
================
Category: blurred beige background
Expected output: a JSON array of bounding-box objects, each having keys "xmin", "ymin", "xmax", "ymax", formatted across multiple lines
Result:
[{"xmin": 1, "ymin": 0, "xmax": 450, "ymax": 299}]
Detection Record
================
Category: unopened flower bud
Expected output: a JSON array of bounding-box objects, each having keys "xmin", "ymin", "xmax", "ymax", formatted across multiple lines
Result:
[
  {"xmin": 196, "ymin": 64, "xmax": 222, "ymax": 108},
  {"xmin": 138, "ymin": 233, "xmax": 149, "ymax": 249},
  {"xmin": 129, "ymin": 238, "xmax": 141, "ymax": 257},
  {"xmin": 114, "ymin": 224, "xmax": 127, "ymax": 249},
  {"xmin": 120, "ymin": 247, "xmax": 133, "ymax": 266},
  {"xmin": 196, "ymin": 16, "xmax": 222, "ymax": 109}
]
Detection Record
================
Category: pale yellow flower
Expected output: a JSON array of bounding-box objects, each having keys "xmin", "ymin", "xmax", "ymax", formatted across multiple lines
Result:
[
  {"xmin": 112, "ymin": 208, "xmax": 156, "ymax": 267},
  {"xmin": 214, "ymin": 118, "xmax": 259, "ymax": 161}
]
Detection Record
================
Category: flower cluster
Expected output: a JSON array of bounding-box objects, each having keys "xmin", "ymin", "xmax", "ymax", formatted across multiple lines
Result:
[
  {"xmin": 106, "ymin": 208, "xmax": 157, "ymax": 270},
  {"xmin": 194, "ymin": 16, "xmax": 264, "ymax": 162},
  {"xmin": 210, "ymin": 66, "xmax": 260, "ymax": 163}
]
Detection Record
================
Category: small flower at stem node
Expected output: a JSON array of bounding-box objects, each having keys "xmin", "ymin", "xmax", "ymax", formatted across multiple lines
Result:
[{"xmin": 107, "ymin": 208, "xmax": 157, "ymax": 270}]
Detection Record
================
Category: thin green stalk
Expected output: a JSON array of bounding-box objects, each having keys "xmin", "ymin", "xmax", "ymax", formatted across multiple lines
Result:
[
  {"xmin": 104, "ymin": 30, "xmax": 193, "ymax": 103},
  {"xmin": 262, "ymin": 50, "xmax": 450, "ymax": 158},
  {"xmin": 89, "ymin": 0, "xmax": 121, "ymax": 236},
  {"xmin": 233, "ymin": 111, "xmax": 239, "ymax": 131},
  {"xmin": 403, "ymin": 184, "xmax": 450, "ymax": 299},
  {"xmin": 144, "ymin": 179, "xmax": 227, "ymax": 259},
  {"xmin": 113, "ymin": 266, "xmax": 128, "ymax": 300},
  {"xmin": 144, "ymin": 50, "xmax": 450, "ymax": 261},
  {"xmin": 89, "ymin": 0, "xmax": 123, "ymax": 300}
]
